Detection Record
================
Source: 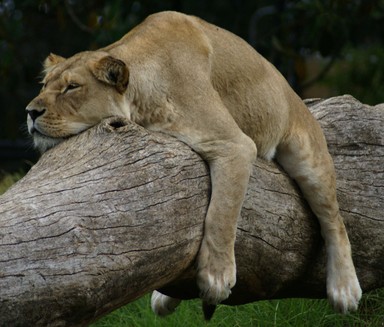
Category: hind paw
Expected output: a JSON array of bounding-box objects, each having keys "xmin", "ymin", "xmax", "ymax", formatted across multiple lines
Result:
[{"xmin": 151, "ymin": 291, "xmax": 181, "ymax": 316}]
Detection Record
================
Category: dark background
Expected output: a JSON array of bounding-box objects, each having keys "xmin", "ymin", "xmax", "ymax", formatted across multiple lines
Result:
[{"xmin": 1, "ymin": 0, "xmax": 383, "ymax": 174}]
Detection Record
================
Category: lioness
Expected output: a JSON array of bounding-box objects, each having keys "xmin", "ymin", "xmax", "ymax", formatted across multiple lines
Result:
[{"xmin": 26, "ymin": 11, "xmax": 361, "ymax": 315}]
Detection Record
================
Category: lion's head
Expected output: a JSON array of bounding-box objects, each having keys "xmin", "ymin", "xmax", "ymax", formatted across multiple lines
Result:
[{"xmin": 26, "ymin": 52, "xmax": 130, "ymax": 153}]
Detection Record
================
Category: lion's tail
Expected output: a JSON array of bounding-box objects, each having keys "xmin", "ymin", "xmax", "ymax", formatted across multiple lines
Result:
[{"xmin": 202, "ymin": 302, "xmax": 217, "ymax": 321}]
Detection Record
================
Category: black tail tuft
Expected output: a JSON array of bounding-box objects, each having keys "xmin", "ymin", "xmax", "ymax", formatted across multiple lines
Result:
[{"xmin": 202, "ymin": 302, "xmax": 217, "ymax": 321}]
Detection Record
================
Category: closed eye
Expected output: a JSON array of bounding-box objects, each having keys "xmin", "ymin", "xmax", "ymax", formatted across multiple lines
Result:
[{"xmin": 64, "ymin": 83, "xmax": 80, "ymax": 93}]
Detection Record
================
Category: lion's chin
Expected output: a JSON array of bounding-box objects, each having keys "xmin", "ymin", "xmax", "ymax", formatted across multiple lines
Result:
[{"xmin": 32, "ymin": 132, "xmax": 64, "ymax": 154}]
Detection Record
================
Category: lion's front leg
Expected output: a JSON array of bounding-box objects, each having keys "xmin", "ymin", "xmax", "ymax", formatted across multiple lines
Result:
[
  {"xmin": 156, "ymin": 70, "xmax": 257, "ymax": 305},
  {"xmin": 193, "ymin": 134, "xmax": 257, "ymax": 304},
  {"xmin": 197, "ymin": 229, "xmax": 237, "ymax": 304}
]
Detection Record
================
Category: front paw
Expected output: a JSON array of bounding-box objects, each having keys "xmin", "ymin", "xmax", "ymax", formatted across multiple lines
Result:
[
  {"xmin": 197, "ymin": 255, "xmax": 236, "ymax": 305},
  {"xmin": 327, "ymin": 270, "xmax": 362, "ymax": 313}
]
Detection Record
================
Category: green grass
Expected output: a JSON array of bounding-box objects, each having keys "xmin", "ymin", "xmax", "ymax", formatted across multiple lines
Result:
[
  {"xmin": 0, "ymin": 171, "xmax": 23, "ymax": 194},
  {"xmin": 1, "ymin": 173, "xmax": 383, "ymax": 326},
  {"xmin": 91, "ymin": 290, "xmax": 384, "ymax": 327}
]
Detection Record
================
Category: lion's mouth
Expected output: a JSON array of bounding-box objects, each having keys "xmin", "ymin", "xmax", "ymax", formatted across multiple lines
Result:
[
  {"xmin": 29, "ymin": 127, "xmax": 66, "ymax": 153},
  {"xmin": 30, "ymin": 127, "xmax": 52, "ymax": 138},
  {"xmin": 29, "ymin": 124, "xmax": 69, "ymax": 140},
  {"xmin": 28, "ymin": 121, "xmax": 90, "ymax": 153},
  {"xmin": 29, "ymin": 126, "xmax": 43, "ymax": 137}
]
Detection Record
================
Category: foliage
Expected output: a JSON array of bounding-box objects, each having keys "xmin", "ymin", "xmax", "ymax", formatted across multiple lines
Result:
[
  {"xmin": 324, "ymin": 45, "xmax": 384, "ymax": 105},
  {"xmin": 0, "ymin": 170, "xmax": 22, "ymax": 194}
]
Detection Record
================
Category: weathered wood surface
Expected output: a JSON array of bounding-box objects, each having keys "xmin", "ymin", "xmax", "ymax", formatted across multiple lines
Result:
[{"xmin": 0, "ymin": 95, "xmax": 383, "ymax": 326}]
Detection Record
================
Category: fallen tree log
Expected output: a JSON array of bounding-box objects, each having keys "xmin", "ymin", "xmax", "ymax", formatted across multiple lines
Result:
[{"xmin": 0, "ymin": 95, "xmax": 383, "ymax": 326}]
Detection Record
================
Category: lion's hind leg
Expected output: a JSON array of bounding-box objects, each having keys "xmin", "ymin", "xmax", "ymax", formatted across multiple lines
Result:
[{"xmin": 276, "ymin": 129, "xmax": 362, "ymax": 313}]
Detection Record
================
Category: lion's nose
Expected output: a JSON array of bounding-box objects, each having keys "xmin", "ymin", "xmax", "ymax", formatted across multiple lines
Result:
[{"xmin": 27, "ymin": 108, "xmax": 46, "ymax": 122}]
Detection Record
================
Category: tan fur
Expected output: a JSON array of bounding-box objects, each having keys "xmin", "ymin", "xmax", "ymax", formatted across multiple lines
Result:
[{"xmin": 26, "ymin": 11, "xmax": 361, "ymax": 313}]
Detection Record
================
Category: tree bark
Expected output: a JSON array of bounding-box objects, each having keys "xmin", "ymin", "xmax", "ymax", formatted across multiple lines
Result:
[{"xmin": 0, "ymin": 95, "xmax": 383, "ymax": 326}]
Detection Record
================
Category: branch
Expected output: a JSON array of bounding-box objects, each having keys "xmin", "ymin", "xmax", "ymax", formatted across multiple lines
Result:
[{"xmin": 0, "ymin": 95, "xmax": 383, "ymax": 326}]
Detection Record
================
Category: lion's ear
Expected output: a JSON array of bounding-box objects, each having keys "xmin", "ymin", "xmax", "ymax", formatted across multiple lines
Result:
[
  {"xmin": 89, "ymin": 56, "xmax": 129, "ymax": 93},
  {"xmin": 43, "ymin": 53, "xmax": 66, "ymax": 73}
]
